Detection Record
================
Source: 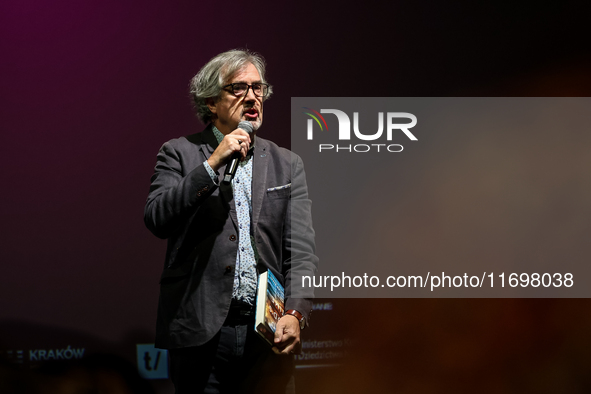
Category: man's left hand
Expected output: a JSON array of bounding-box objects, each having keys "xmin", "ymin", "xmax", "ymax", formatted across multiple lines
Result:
[{"xmin": 273, "ymin": 315, "xmax": 301, "ymax": 355}]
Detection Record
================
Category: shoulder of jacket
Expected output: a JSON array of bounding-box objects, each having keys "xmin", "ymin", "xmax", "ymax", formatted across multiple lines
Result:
[{"xmin": 161, "ymin": 128, "xmax": 211, "ymax": 151}]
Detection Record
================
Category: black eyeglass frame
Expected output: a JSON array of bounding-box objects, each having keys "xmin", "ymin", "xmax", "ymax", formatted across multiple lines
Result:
[{"xmin": 222, "ymin": 82, "xmax": 270, "ymax": 98}]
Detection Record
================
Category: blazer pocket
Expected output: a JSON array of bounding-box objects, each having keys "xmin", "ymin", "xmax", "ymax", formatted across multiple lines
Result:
[
  {"xmin": 266, "ymin": 183, "xmax": 291, "ymax": 199},
  {"xmin": 160, "ymin": 261, "xmax": 194, "ymax": 284}
]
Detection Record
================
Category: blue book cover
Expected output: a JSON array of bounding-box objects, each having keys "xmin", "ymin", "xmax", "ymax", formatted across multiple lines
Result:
[{"xmin": 255, "ymin": 270, "xmax": 285, "ymax": 345}]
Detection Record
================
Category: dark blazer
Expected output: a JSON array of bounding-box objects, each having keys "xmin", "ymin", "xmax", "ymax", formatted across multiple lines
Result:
[{"xmin": 144, "ymin": 125, "xmax": 318, "ymax": 349}]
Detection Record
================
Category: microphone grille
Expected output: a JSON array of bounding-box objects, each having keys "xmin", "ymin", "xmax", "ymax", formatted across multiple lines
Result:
[{"xmin": 237, "ymin": 121, "xmax": 254, "ymax": 134}]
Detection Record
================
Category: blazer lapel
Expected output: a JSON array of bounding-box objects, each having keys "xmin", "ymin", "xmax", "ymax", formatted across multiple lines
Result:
[
  {"xmin": 252, "ymin": 139, "xmax": 268, "ymax": 231},
  {"xmin": 199, "ymin": 125, "xmax": 217, "ymax": 157}
]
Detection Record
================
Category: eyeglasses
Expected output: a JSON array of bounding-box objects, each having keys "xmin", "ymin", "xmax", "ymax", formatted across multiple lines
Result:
[{"xmin": 222, "ymin": 82, "xmax": 270, "ymax": 98}]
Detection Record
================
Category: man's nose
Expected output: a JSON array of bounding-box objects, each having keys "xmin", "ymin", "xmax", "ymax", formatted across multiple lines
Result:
[{"xmin": 244, "ymin": 85, "xmax": 257, "ymax": 101}]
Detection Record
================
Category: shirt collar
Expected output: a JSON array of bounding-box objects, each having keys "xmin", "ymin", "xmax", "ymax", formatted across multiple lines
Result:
[{"xmin": 211, "ymin": 125, "xmax": 225, "ymax": 144}]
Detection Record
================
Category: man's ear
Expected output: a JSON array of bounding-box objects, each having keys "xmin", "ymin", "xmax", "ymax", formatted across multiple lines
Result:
[{"xmin": 206, "ymin": 98, "xmax": 217, "ymax": 115}]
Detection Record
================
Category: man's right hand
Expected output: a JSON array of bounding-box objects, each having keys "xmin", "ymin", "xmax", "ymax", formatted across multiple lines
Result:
[{"xmin": 207, "ymin": 127, "xmax": 252, "ymax": 172}]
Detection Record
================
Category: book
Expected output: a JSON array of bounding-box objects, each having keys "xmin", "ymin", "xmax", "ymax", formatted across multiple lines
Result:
[{"xmin": 254, "ymin": 269, "xmax": 285, "ymax": 346}]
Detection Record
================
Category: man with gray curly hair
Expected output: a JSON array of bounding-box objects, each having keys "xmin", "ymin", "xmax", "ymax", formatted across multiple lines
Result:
[
  {"xmin": 189, "ymin": 49, "xmax": 273, "ymax": 126},
  {"xmin": 144, "ymin": 49, "xmax": 318, "ymax": 393}
]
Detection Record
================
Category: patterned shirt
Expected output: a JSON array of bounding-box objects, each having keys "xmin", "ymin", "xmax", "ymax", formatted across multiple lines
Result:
[{"xmin": 203, "ymin": 126, "xmax": 258, "ymax": 305}]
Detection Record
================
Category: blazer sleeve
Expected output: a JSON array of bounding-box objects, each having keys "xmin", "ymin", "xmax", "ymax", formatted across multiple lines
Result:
[
  {"xmin": 144, "ymin": 139, "xmax": 218, "ymax": 239},
  {"xmin": 282, "ymin": 153, "xmax": 319, "ymax": 325}
]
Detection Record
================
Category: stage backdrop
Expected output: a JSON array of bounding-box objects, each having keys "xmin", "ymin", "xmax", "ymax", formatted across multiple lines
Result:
[{"xmin": 1, "ymin": 1, "xmax": 590, "ymax": 393}]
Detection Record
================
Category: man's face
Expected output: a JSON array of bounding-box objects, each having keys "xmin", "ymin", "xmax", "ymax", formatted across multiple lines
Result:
[{"xmin": 208, "ymin": 62, "xmax": 263, "ymax": 134}]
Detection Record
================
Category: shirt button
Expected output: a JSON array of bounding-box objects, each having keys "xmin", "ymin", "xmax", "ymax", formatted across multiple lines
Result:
[
  {"xmin": 229, "ymin": 235, "xmax": 236, "ymax": 241},
  {"xmin": 241, "ymin": 247, "xmax": 244, "ymax": 251}
]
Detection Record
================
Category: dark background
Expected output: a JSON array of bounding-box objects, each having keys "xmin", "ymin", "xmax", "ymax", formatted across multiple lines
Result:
[{"xmin": 1, "ymin": 0, "xmax": 590, "ymax": 392}]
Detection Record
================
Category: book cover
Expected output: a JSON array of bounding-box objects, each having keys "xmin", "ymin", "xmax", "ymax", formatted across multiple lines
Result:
[{"xmin": 254, "ymin": 269, "xmax": 285, "ymax": 346}]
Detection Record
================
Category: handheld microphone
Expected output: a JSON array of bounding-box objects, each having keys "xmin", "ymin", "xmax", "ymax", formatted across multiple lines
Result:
[{"xmin": 223, "ymin": 121, "xmax": 254, "ymax": 184}]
